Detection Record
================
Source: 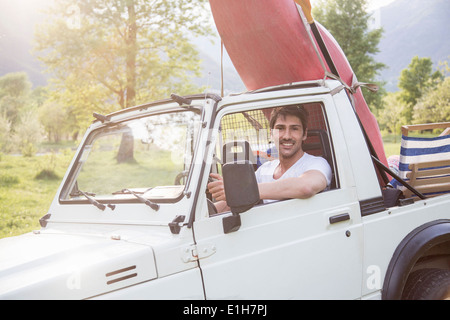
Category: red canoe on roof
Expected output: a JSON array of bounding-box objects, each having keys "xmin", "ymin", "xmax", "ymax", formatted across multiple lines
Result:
[{"xmin": 209, "ymin": 0, "xmax": 388, "ymax": 174}]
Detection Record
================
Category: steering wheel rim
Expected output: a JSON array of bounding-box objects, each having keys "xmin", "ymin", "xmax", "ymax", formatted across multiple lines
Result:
[{"xmin": 174, "ymin": 170, "xmax": 189, "ymax": 185}]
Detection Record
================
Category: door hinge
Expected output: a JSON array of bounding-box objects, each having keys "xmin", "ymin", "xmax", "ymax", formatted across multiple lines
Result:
[{"xmin": 181, "ymin": 243, "xmax": 216, "ymax": 263}]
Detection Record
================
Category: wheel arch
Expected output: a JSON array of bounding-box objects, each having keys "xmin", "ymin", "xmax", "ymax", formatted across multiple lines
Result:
[{"xmin": 382, "ymin": 219, "xmax": 450, "ymax": 300}]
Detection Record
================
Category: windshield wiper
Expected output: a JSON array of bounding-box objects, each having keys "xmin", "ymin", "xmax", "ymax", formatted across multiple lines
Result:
[
  {"xmin": 71, "ymin": 190, "xmax": 115, "ymax": 211},
  {"xmin": 115, "ymin": 189, "xmax": 160, "ymax": 211}
]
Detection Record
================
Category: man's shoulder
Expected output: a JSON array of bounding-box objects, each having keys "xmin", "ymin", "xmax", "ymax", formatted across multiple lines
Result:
[
  {"xmin": 305, "ymin": 152, "xmax": 328, "ymax": 163},
  {"xmin": 295, "ymin": 153, "xmax": 331, "ymax": 172},
  {"xmin": 255, "ymin": 159, "xmax": 279, "ymax": 180},
  {"xmin": 298, "ymin": 153, "xmax": 332, "ymax": 185},
  {"xmin": 257, "ymin": 159, "xmax": 279, "ymax": 171},
  {"xmin": 297, "ymin": 152, "xmax": 327, "ymax": 164}
]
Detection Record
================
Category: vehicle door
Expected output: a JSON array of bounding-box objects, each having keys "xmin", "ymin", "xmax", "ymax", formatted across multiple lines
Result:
[{"xmin": 192, "ymin": 95, "xmax": 365, "ymax": 299}]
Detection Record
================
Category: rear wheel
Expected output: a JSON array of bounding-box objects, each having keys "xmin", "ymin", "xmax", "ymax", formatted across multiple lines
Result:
[{"xmin": 402, "ymin": 268, "xmax": 450, "ymax": 300}]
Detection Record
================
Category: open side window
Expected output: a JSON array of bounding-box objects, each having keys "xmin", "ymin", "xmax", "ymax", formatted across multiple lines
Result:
[{"xmin": 207, "ymin": 102, "xmax": 339, "ymax": 216}]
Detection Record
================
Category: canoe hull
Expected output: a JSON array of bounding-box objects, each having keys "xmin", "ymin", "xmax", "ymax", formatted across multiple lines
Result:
[{"xmin": 210, "ymin": 0, "xmax": 388, "ymax": 170}]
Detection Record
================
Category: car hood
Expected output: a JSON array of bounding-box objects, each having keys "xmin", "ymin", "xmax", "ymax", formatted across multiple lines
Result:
[{"xmin": 0, "ymin": 231, "xmax": 157, "ymax": 299}]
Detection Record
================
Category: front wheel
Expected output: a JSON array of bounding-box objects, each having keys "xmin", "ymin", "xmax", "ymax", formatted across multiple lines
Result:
[{"xmin": 402, "ymin": 268, "xmax": 450, "ymax": 300}]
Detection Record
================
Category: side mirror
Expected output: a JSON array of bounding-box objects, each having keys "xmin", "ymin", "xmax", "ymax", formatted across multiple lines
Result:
[{"xmin": 222, "ymin": 161, "xmax": 260, "ymax": 233}]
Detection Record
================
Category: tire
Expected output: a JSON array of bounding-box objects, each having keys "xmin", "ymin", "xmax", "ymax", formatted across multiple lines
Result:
[{"xmin": 402, "ymin": 268, "xmax": 450, "ymax": 300}]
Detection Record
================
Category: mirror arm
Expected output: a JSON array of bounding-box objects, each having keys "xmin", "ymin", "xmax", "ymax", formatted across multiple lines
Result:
[{"xmin": 223, "ymin": 214, "xmax": 242, "ymax": 234}]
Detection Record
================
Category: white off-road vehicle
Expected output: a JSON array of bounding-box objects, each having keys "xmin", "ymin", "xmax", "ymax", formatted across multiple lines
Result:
[{"xmin": 0, "ymin": 80, "xmax": 449, "ymax": 300}]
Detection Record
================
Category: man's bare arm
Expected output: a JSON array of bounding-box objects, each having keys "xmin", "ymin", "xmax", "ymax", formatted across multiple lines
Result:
[
  {"xmin": 258, "ymin": 170, "xmax": 327, "ymax": 200},
  {"xmin": 207, "ymin": 170, "xmax": 327, "ymax": 213}
]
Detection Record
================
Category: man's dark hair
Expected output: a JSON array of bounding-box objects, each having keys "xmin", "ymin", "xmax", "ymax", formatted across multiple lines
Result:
[{"xmin": 269, "ymin": 105, "xmax": 309, "ymax": 132}]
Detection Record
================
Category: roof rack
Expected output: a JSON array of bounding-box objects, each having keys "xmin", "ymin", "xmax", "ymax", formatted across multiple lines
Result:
[{"xmin": 229, "ymin": 80, "xmax": 325, "ymax": 96}]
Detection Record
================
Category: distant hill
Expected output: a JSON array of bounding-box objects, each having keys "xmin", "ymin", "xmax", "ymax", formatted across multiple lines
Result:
[{"xmin": 375, "ymin": 0, "xmax": 450, "ymax": 91}]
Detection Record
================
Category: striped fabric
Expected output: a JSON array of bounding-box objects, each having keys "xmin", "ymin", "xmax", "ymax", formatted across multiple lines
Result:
[
  {"xmin": 395, "ymin": 134, "xmax": 450, "ymax": 196},
  {"xmin": 398, "ymin": 134, "xmax": 450, "ymax": 179}
]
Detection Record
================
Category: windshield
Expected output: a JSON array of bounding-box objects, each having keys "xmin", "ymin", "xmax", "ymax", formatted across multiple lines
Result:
[{"xmin": 61, "ymin": 109, "xmax": 202, "ymax": 203}]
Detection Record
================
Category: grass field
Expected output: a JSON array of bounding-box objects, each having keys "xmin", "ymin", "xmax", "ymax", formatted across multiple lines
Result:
[
  {"xmin": 0, "ymin": 135, "xmax": 405, "ymax": 239},
  {"xmin": 382, "ymin": 133, "xmax": 402, "ymax": 158},
  {"xmin": 0, "ymin": 150, "xmax": 75, "ymax": 239}
]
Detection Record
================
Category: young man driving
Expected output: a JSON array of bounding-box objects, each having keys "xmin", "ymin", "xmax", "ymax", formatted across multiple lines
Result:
[{"xmin": 208, "ymin": 105, "xmax": 332, "ymax": 212}]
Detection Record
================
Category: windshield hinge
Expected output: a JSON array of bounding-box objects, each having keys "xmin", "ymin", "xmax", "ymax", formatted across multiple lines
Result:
[{"xmin": 181, "ymin": 243, "xmax": 216, "ymax": 263}]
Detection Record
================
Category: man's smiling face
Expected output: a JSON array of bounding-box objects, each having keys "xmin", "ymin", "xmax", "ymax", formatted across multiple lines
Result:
[{"xmin": 272, "ymin": 114, "xmax": 307, "ymax": 160}]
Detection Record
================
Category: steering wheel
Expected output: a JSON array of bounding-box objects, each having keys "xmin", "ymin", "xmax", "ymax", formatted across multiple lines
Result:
[
  {"xmin": 174, "ymin": 171, "xmax": 189, "ymax": 185},
  {"xmin": 207, "ymin": 198, "xmax": 218, "ymax": 215}
]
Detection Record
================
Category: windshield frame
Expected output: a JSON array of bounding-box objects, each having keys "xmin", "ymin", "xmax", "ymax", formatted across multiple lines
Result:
[{"xmin": 58, "ymin": 104, "xmax": 204, "ymax": 206}]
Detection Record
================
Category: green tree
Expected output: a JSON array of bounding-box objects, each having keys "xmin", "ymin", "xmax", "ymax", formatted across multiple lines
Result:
[
  {"xmin": 398, "ymin": 56, "xmax": 444, "ymax": 123},
  {"xmin": 35, "ymin": 0, "xmax": 211, "ymax": 115},
  {"xmin": 413, "ymin": 77, "xmax": 450, "ymax": 125},
  {"xmin": 39, "ymin": 100, "xmax": 67, "ymax": 143},
  {"xmin": 377, "ymin": 91, "xmax": 407, "ymax": 142},
  {"xmin": 0, "ymin": 114, "xmax": 12, "ymax": 153},
  {"xmin": 0, "ymin": 72, "xmax": 31, "ymax": 98},
  {"xmin": 312, "ymin": 0, "xmax": 385, "ymax": 110},
  {"xmin": 35, "ymin": 0, "xmax": 212, "ymax": 161},
  {"xmin": 12, "ymin": 110, "xmax": 44, "ymax": 157},
  {"xmin": 0, "ymin": 72, "xmax": 32, "ymax": 127}
]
